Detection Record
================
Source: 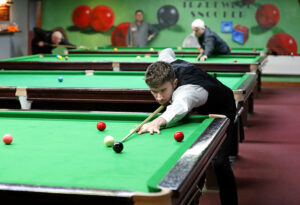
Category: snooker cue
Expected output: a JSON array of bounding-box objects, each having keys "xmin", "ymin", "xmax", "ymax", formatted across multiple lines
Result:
[
  {"xmin": 121, "ymin": 105, "xmax": 165, "ymax": 142},
  {"xmin": 47, "ymin": 44, "xmax": 77, "ymax": 49}
]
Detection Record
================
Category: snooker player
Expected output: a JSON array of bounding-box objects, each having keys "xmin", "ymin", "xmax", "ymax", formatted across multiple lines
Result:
[
  {"xmin": 31, "ymin": 27, "xmax": 76, "ymax": 54},
  {"xmin": 191, "ymin": 19, "xmax": 230, "ymax": 61},
  {"xmin": 137, "ymin": 48, "xmax": 238, "ymax": 205}
]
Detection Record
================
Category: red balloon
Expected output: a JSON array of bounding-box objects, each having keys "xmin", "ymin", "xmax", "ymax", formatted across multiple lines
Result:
[
  {"xmin": 267, "ymin": 33, "xmax": 298, "ymax": 55},
  {"xmin": 111, "ymin": 22, "xmax": 130, "ymax": 46},
  {"xmin": 72, "ymin": 5, "xmax": 92, "ymax": 28},
  {"xmin": 255, "ymin": 4, "xmax": 280, "ymax": 29},
  {"xmin": 91, "ymin": 6, "xmax": 115, "ymax": 32}
]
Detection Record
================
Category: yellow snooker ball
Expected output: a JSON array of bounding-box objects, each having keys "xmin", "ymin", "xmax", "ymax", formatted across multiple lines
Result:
[
  {"xmin": 150, "ymin": 48, "xmax": 154, "ymax": 51},
  {"xmin": 57, "ymin": 55, "xmax": 63, "ymax": 60},
  {"xmin": 113, "ymin": 48, "xmax": 118, "ymax": 51}
]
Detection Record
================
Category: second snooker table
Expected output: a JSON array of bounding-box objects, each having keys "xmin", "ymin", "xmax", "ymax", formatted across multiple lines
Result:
[
  {"xmin": 0, "ymin": 110, "xmax": 229, "ymax": 204},
  {"xmin": 0, "ymin": 70, "xmax": 256, "ymax": 120},
  {"xmin": 0, "ymin": 53, "xmax": 264, "ymax": 92}
]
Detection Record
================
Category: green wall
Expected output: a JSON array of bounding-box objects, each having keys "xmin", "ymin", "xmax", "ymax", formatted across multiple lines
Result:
[{"xmin": 42, "ymin": 0, "xmax": 300, "ymax": 51}]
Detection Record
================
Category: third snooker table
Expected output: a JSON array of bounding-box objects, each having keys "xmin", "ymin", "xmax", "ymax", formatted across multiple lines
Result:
[
  {"xmin": 0, "ymin": 53, "xmax": 265, "ymax": 92},
  {"xmin": 69, "ymin": 46, "xmax": 267, "ymax": 56},
  {"xmin": 0, "ymin": 110, "xmax": 229, "ymax": 204}
]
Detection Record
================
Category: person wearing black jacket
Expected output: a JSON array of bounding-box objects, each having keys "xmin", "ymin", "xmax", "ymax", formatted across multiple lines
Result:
[
  {"xmin": 191, "ymin": 19, "xmax": 230, "ymax": 61},
  {"xmin": 31, "ymin": 27, "xmax": 75, "ymax": 54},
  {"xmin": 137, "ymin": 48, "xmax": 238, "ymax": 205}
]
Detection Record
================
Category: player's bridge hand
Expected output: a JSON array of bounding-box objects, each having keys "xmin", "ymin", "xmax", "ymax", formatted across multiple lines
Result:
[
  {"xmin": 198, "ymin": 55, "xmax": 207, "ymax": 61},
  {"xmin": 137, "ymin": 123, "xmax": 161, "ymax": 135}
]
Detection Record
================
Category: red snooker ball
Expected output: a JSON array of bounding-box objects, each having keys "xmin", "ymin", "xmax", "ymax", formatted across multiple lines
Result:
[
  {"xmin": 97, "ymin": 122, "xmax": 106, "ymax": 131},
  {"xmin": 174, "ymin": 131, "xmax": 184, "ymax": 142},
  {"xmin": 2, "ymin": 134, "xmax": 13, "ymax": 145},
  {"xmin": 233, "ymin": 59, "xmax": 237, "ymax": 63}
]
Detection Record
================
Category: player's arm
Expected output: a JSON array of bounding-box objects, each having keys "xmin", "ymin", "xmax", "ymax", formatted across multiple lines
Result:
[
  {"xmin": 138, "ymin": 85, "xmax": 208, "ymax": 134},
  {"xmin": 147, "ymin": 23, "xmax": 159, "ymax": 41},
  {"xmin": 202, "ymin": 36, "xmax": 215, "ymax": 58},
  {"xmin": 60, "ymin": 39, "xmax": 77, "ymax": 49},
  {"xmin": 33, "ymin": 27, "xmax": 48, "ymax": 47}
]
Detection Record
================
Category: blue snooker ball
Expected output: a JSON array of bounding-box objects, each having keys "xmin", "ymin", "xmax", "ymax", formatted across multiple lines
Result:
[{"xmin": 58, "ymin": 77, "xmax": 63, "ymax": 82}]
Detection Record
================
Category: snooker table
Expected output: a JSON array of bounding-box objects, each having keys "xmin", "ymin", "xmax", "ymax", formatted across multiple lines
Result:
[
  {"xmin": 0, "ymin": 53, "xmax": 264, "ymax": 92},
  {"xmin": 0, "ymin": 70, "xmax": 256, "ymax": 120},
  {"xmin": 69, "ymin": 46, "xmax": 267, "ymax": 56},
  {"xmin": 0, "ymin": 110, "xmax": 230, "ymax": 204}
]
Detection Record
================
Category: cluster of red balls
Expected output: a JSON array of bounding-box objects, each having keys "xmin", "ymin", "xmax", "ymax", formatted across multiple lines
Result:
[{"xmin": 72, "ymin": 5, "xmax": 115, "ymax": 32}]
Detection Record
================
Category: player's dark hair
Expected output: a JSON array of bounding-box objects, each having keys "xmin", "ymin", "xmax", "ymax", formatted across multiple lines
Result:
[
  {"xmin": 135, "ymin": 10, "xmax": 143, "ymax": 15},
  {"xmin": 145, "ymin": 61, "xmax": 176, "ymax": 88}
]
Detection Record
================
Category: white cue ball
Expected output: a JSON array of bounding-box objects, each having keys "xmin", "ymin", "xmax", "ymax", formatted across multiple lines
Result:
[{"xmin": 104, "ymin": 136, "xmax": 114, "ymax": 147}]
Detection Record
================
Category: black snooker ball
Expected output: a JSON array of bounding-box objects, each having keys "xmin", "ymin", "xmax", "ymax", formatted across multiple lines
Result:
[{"xmin": 113, "ymin": 142, "xmax": 124, "ymax": 153}]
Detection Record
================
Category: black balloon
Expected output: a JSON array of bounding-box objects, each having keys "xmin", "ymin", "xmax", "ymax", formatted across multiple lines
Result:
[{"xmin": 157, "ymin": 5, "xmax": 179, "ymax": 28}]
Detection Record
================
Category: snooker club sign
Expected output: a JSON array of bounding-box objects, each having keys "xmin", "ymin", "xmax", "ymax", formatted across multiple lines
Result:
[{"xmin": 183, "ymin": 0, "xmax": 251, "ymax": 18}]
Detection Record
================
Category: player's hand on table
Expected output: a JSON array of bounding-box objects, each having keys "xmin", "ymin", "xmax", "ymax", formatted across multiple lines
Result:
[
  {"xmin": 77, "ymin": 45, "xmax": 86, "ymax": 49},
  {"xmin": 197, "ymin": 48, "xmax": 205, "ymax": 61},
  {"xmin": 200, "ymin": 55, "xmax": 207, "ymax": 61},
  {"xmin": 137, "ymin": 122, "xmax": 161, "ymax": 135}
]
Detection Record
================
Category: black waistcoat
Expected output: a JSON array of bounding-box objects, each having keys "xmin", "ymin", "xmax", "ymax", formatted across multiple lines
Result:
[{"xmin": 171, "ymin": 59, "xmax": 236, "ymax": 122}]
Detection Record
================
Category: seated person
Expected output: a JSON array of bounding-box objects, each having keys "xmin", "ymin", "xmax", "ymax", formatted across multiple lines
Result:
[
  {"xmin": 137, "ymin": 48, "xmax": 238, "ymax": 205},
  {"xmin": 31, "ymin": 27, "xmax": 75, "ymax": 54},
  {"xmin": 191, "ymin": 19, "xmax": 230, "ymax": 61}
]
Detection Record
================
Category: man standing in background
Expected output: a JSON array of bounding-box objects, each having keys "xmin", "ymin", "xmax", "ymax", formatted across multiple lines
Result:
[{"xmin": 126, "ymin": 10, "xmax": 159, "ymax": 47}]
